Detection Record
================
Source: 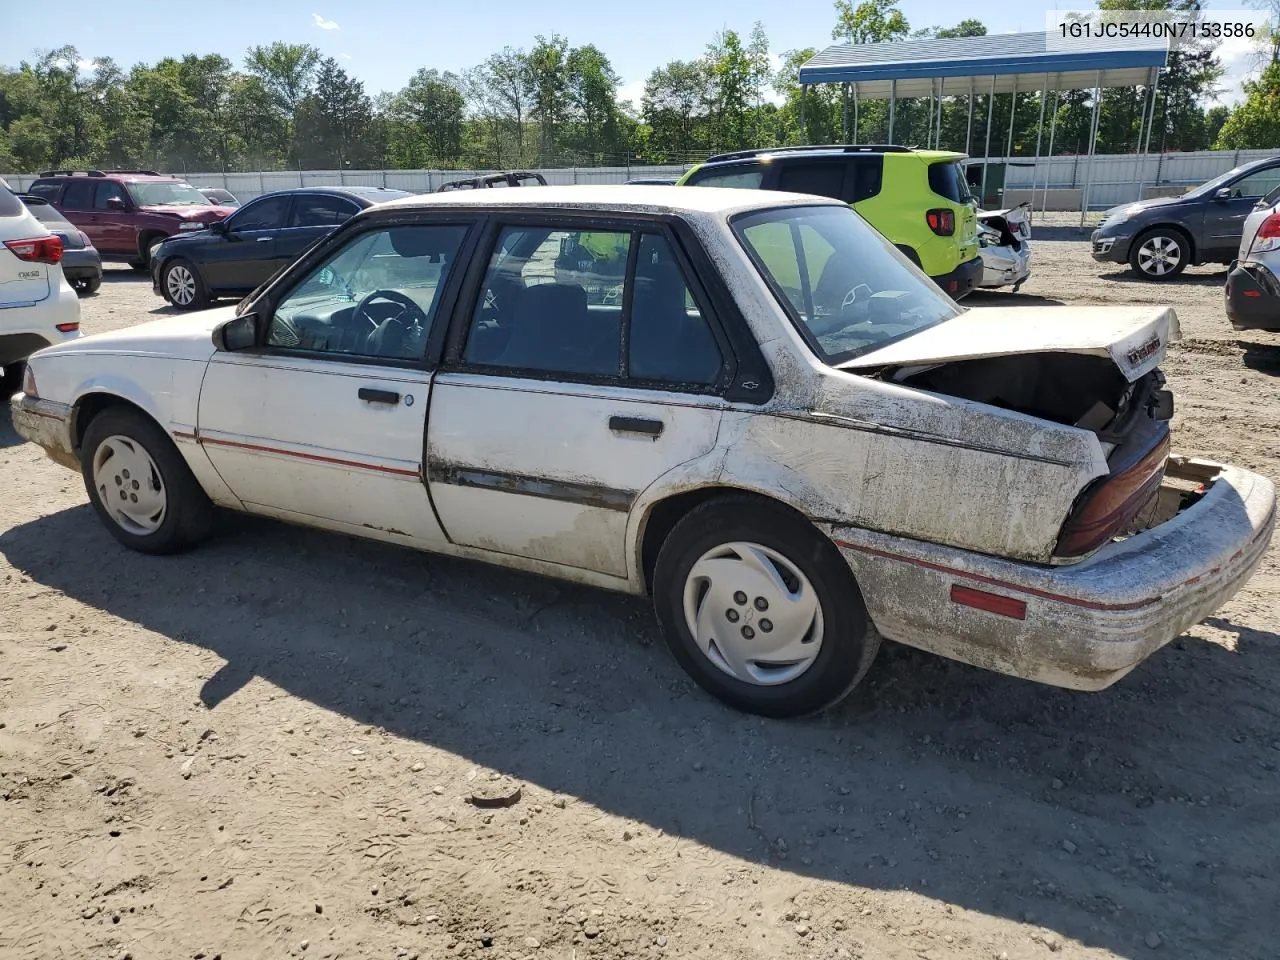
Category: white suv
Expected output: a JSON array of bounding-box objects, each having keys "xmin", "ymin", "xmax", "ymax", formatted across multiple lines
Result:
[{"xmin": 1, "ymin": 183, "xmax": 82, "ymax": 388}]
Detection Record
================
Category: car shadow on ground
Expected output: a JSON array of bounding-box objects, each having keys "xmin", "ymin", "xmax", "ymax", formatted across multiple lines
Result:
[
  {"xmin": 1097, "ymin": 269, "xmax": 1227, "ymax": 289},
  {"xmin": 1026, "ymin": 225, "xmax": 1094, "ymax": 242},
  {"xmin": 1240, "ymin": 340, "xmax": 1280, "ymax": 375},
  {"xmin": 964, "ymin": 290, "xmax": 1065, "ymax": 307},
  {"xmin": 2, "ymin": 492, "xmax": 1277, "ymax": 960}
]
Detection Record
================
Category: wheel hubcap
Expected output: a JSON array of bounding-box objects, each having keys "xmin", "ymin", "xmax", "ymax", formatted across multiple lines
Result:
[
  {"xmin": 91, "ymin": 435, "xmax": 167, "ymax": 535},
  {"xmin": 166, "ymin": 265, "xmax": 196, "ymax": 305},
  {"xmin": 1138, "ymin": 236, "xmax": 1181, "ymax": 276},
  {"xmin": 682, "ymin": 541, "xmax": 824, "ymax": 686}
]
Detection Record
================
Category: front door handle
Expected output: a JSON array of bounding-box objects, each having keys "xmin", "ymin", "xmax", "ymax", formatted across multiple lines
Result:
[
  {"xmin": 609, "ymin": 415, "xmax": 663, "ymax": 437},
  {"xmin": 256, "ymin": 236, "xmax": 273, "ymax": 242},
  {"xmin": 359, "ymin": 387, "xmax": 400, "ymax": 405}
]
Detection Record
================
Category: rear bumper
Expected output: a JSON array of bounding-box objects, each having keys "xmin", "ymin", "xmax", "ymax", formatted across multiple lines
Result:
[
  {"xmin": 0, "ymin": 280, "xmax": 81, "ymax": 366},
  {"xmin": 932, "ymin": 255, "xmax": 984, "ymax": 300},
  {"xmin": 831, "ymin": 456, "xmax": 1276, "ymax": 690},
  {"xmin": 978, "ymin": 243, "xmax": 1031, "ymax": 288},
  {"xmin": 9, "ymin": 392, "xmax": 79, "ymax": 471},
  {"xmin": 61, "ymin": 249, "xmax": 103, "ymax": 281},
  {"xmin": 1225, "ymin": 259, "xmax": 1280, "ymax": 331}
]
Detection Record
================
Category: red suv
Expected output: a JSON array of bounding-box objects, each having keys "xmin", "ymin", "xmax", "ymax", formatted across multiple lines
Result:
[{"xmin": 26, "ymin": 169, "xmax": 235, "ymax": 271}]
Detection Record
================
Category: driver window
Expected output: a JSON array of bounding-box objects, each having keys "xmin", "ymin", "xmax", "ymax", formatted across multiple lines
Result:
[
  {"xmin": 266, "ymin": 224, "xmax": 469, "ymax": 362},
  {"xmin": 1231, "ymin": 169, "xmax": 1280, "ymax": 200},
  {"xmin": 94, "ymin": 182, "xmax": 127, "ymax": 209}
]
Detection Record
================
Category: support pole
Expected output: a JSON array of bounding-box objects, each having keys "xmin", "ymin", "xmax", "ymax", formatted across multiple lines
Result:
[
  {"xmin": 1004, "ymin": 77, "xmax": 1018, "ymax": 207},
  {"xmin": 1135, "ymin": 66, "xmax": 1162, "ymax": 203},
  {"xmin": 1080, "ymin": 71, "xmax": 1103, "ymax": 227},
  {"xmin": 1030, "ymin": 73, "xmax": 1048, "ymax": 216},
  {"xmin": 966, "ymin": 78, "xmax": 975, "ymax": 155},
  {"xmin": 980, "ymin": 74, "xmax": 995, "ymax": 205},
  {"xmin": 926, "ymin": 79, "xmax": 935, "ymax": 149},
  {"xmin": 852, "ymin": 83, "xmax": 859, "ymax": 145},
  {"xmin": 842, "ymin": 83, "xmax": 850, "ymax": 142},
  {"xmin": 936, "ymin": 80, "xmax": 945, "ymax": 148},
  {"xmin": 799, "ymin": 83, "xmax": 807, "ymax": 142},
  {"xmin": 1042, "ymin": 82, "xmax": 1059, "ymax": 212},
  {"xmin": 888, "ymin": 79, "xmax": 896, "ymax": 143}
]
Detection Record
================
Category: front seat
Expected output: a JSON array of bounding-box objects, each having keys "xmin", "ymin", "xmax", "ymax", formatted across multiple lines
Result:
[{"xmin": 496, "ymin": 282, "xmax": 599, "ymax": 374}]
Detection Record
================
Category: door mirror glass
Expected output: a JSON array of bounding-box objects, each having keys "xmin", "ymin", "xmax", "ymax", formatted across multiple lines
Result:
[
  {"xmin": 105, "ymin": 196, "xmax": 126, "ymax": 210},
  {"xmin": 213, "ymin": 313, "xmax": 258, "ymax": 351},
  {"xmin": 209, "ymin": 220, "xmax": 228, "ymax": 235},
  {"xmin": 1214, "ymin": 187, "xmax": 1233, "ymax": 201}
]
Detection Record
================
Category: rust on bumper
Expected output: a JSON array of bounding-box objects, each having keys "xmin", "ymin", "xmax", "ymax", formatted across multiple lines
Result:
[{"xmin": 10, "ymin": 393, "xmax": 79, "ymax": 471}]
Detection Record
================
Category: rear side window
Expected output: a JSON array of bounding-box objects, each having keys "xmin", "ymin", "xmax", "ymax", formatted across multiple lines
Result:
[
  {"xmin": 777, "ymin": 162, "xmax": 846, "ymax": 201},
  {"xmin": 23, "ymin": 200, "xmax": 72, "ymax": 226},
  {"xmin": 0, "ymin": 188, "xmax": 22, "ymax": 218},
  {"xmin": 62, "ymin": 180, "xmax": 95, "ymax": 210},
  {"xmin": 290, "ymin": 195, "xmax": 359, "ymax": 228},
  {"xmin": 928, "ymin": 162, "xmax": 971, "ymax": 203},
  {"xmin": 685, "ymin": 166, "xmax": 764, "ymax": 189},
  {"xmin": 27, "ymin": 182, "xmax": 61, "ymax": 201}
]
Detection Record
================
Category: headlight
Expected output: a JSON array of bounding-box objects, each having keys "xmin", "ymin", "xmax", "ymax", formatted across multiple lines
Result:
[{"xmin": 178, "ymin": 221, "xmax": 204, "ymax": 231}]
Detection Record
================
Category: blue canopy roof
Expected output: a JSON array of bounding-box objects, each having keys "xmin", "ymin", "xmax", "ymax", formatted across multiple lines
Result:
[{"xmin": 799, "ymin": 30, "xmax": 1167, "ymax": 98}]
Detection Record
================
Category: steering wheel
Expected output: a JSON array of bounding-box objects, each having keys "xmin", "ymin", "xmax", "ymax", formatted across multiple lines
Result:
[{"xmin": 352, "ymin": 289, "xmax": 429, "ymax": 335}]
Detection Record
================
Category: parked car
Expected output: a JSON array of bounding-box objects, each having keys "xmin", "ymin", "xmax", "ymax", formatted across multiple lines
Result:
[
  {"xmin": 437, "ymin": 171, "xmax": 547, "ymax": 191},
  {"xmin": 0, "ymin": 185, "xmax": 80, "ymax": 388},
  {"xmin": 151, "ymin": 186, "xmax": 415, "ymax": 310},
  {"xmin": 1091, "ymin": 156, "xmax": 1280, "ymax": 280},
  {"xmin": 675, "ymin": 144, "xmax": 983, "ymax": 298},
  {"xmin": 10, "ymin": 185, "xmax": 1275, "ymax": 718},
  {"xmin": 15, "ymin": 193, "xmax": 103, "ymax": 296},
  {"xmin": 975, "ymin": 201, "xmax": 1031, "ymax": 291},
  {"xmin": 25, "ymin": 169, "xmax": 235, "ymax": 271},
  {"xmin": 1225, "ymin": 182, "xmax": 1280, "ymax": 332},
  {"xmin": 199, "ymin": 187, "xmax": 240, "ymax": 208}
]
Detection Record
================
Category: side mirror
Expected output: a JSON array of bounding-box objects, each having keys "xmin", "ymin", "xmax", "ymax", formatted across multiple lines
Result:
[
  {"xmin": 105, "ymin": 196, "xmax": 126, "ymax": 210},
  {"xmin": 1214, "ymin": 187, "xmax": 1233, "ymax": 201},
  {"xmin": 212, "ymin": 313, "xmax": 258, "ymax": 352},
  {"xmin": 209, "ymin": 220, "xmax": 229, "ymax": 235}
]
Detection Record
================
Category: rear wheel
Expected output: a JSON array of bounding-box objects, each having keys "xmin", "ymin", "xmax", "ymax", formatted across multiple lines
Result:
[
  {"xmin": 652, "ymin": 495, "xmax": 881, "ymax": 718},
  {"xmin": 72, "ymin": 276, "xmax": 101, "ymax": 296},
  {"xmin": 80, "ymin": 406, "xmax": 216, "ymax": 554},
  {"xmin": 161, "ymin": 258, "xmax": 209, "ymax": 310},
  {"xmin": 1129, "ymin": 228, "xmax": 1188, "ymax": 280}
]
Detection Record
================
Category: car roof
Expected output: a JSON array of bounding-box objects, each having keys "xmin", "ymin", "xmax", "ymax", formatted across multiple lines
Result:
[
  {"xmin": 372, "ymin": 184, "xmax": 838, "ymax": 216},
  {"xmin": 251, "ymin": 186, "xmax": 416, "ymax": 204},
  {"xmin": 696, "ymin": 146, "xmax": 966, "ymax": 167}
]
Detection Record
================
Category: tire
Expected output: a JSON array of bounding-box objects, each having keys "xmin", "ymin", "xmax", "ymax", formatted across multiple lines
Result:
[
  {"xmin": 161, "ymin": 258, "xmax": 209, "ymax": 310},
  {"xmin": 1, "ymin": 362, "xmax": 23, "ymax": 395},
  {"xmin": 1129, "ymin": 228, "xmax": 1189, "ymax": 280},
  {"xmin": 651, "ymin": 495, "xmax": 881, "ymax": 718},
  {"xmin": 80, "ymin": 406, "xmax": 216, "ymax": 554},
  {"xmin": 72, "ymin": 276, "xmax": 102, "ymax": 296}
]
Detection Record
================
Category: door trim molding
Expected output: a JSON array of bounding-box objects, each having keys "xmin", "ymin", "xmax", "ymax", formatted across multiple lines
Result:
[{"xmin": 426, "ymin": 459, "xmax": 636, "ymax": 512}]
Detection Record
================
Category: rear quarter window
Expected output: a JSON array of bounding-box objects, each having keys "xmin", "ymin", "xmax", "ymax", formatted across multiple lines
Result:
[
  {"xmin": 0, "ymin": 188, "xmax": 22, "ymax": 218},
  {"xmin": 927, "ymin": 162, "xmax": 971, "ymax": 204},
  {"xmin": 27, "ymin": 182, "xmax": 61, "ymax": 201}
]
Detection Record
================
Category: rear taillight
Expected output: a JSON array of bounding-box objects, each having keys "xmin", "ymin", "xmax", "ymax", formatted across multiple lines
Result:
[
  {"xmin": 1251, "ymin": 212, "xmax": 1280, "ymax": 253},
  {"xmin": 56, "ymin": 322, "xmax": 79, "ymax": 333},
  {"xmin": 78, "ymin": 230, "xmax": 92, "ymax": 246},
  {"xmin": 1054, "ymin": 430, "xmax": 1171, "ymax": 559},
  {"xmin": 4, "ymin": 235, "xmax": 63, "ymax": 264},
  {"xmin": 926, "ymin": 209, "xmax": 955, "ymax": 236}
]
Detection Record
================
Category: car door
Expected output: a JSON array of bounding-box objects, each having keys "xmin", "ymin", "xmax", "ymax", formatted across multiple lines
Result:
[
  {"xmin": 425, "ymin": 217, "xmax": 730, "ymax": 580},
  {"xmin": 200, "ymin": 193, "xmax": 292, "ymax": 293},
  {"xmin": 275, "ymin": 193, "xmax": 361, "ymax": 272},
  {"xmin": 90, "ymin": 181, "xmax": 133, "ymax": 255},
  {"xmin": 58, "ymin": 179, "xmax": 99, "ymax": 247},
  {"xmin": 1203, "ymin": 165, "xmax": 1280, "ymax": 259},
  {"xmin": 196, "ymin": 218, "xmax": 478, "ymax": 544}
]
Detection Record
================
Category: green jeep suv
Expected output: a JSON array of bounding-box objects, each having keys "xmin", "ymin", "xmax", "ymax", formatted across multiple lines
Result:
[{"xmin": 676, "ymin": 145, "xmax": 982, "ymax": 299}]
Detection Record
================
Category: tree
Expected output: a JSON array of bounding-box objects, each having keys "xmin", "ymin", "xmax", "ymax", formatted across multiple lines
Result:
[
  {"xmin": 385, "ymin": 69, "xmax": 465, "ymax": 167},
  {"xmin": 293, "ymin": 57, "xmax": 376, "ymax": 168},
  {"xmin": 1214, "ymin": 61, "xmax": 1280, "ymax": 147},
  {"xmin": 243, "ymin": 43, "xmax": 321, "ymax": 118},
  {"xmin": 525, "ymin": 35, "xmax": 570, "ymax": 163},
  {"xmin": 566, "ymin": 44, "xmax": 621, "ymax": 159},
  {"xmin": 641, "ymin": 60, "xmax": 713, "ymax": 160},
  {"xmin": 832, "ymin": 0, "xmax": 909, "ymax": 45}
]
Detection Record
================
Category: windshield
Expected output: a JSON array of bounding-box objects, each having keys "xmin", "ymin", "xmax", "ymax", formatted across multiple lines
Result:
[
  {"xmin": 127, "ymin": 181, "xmax": 212, "ymax": 207},
  {"xmin": 733, "ymin": 204, "xmax": 962, "ymax": 365}
]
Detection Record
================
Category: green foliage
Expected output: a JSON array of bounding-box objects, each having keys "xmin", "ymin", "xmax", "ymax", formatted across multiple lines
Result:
[{"xmin": 1215, "ymin": 62, "xmax": 1280, "ymax": 148}]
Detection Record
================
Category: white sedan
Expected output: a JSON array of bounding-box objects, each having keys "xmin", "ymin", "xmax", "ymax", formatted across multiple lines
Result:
[{"xmin": 10, "ymin": 186, "xmax": 1277, "ymax": 717}]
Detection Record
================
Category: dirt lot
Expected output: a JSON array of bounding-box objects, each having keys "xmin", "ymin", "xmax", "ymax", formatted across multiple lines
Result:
[{"xmin": 2, "ymin": 218, "xmax": 1278, "ymax": 960}]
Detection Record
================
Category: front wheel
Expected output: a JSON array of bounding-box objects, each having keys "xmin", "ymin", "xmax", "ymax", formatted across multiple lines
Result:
[
  {"xmin": 1129, "ymin": 229, "xmax": 1188, "ymax": 280},
  {"xmin": 652, "ymin": 496, "xmax": 880, "ymax": 718},
  {"xmin": 80, "ymin": 406, "xmax": 216, "ymax": 554},
  {"xmin": 161, "ymin": 258, "xmax": 209, "ymax": 310}
]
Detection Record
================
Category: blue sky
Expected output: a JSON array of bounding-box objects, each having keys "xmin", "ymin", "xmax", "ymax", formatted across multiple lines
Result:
[{"xmin": 0, "ymin": 0, "xmax": 1260, "ymax": 106}]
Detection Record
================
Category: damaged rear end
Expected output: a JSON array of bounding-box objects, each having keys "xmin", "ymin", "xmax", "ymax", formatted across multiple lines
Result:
[{"xmin": 832, "ymin": 303, "xmax": 1277, "ymax": 689}]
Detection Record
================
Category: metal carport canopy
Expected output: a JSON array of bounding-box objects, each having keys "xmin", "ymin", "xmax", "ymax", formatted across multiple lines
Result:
[{"xmin": 798, "ymin": 31, "xmax": 1167, "ymax": 98}]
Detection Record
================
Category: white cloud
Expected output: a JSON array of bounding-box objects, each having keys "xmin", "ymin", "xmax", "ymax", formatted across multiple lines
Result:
[
  {"xmin": 340, "ymin": 52, "xmax": 354, "ymax": 60},
  {"xmin": 1209, "ymin": 34, "xmax": 1269, "ymax": 107},
  {"xmin": 312, "ymin": 12, "xmax": 339, "ymax": 30},
  {"xmin": 617, "ymin": 78, "xmax": 646, "ymax": 108},
  {"xmin": 76, "ymin": 58, "xmax": 96, "ymax": 70}
]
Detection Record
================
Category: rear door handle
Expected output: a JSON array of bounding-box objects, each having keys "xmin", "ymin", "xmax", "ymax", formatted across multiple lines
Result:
[
  {"xmin": 358, "ymin": 387, "xmax": 400, "ymax": 405},
  {"xmin": 256, "ymin": 236, "xmax": 273, "ymax": 242},
  {"xmin": 609, "ymin": 415, "xmax": 663, "ymax": 437}
]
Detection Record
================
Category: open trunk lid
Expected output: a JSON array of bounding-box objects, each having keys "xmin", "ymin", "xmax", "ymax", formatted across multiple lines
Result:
[{"xmin": 838, "ymin": 304, "xmax": 1179, "ymax": 383}]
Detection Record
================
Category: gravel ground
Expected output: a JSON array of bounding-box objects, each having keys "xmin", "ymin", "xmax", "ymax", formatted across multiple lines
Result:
[{"xmin": 1, "ymin": 221, "xmax": 1278, "ymax": 960}]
